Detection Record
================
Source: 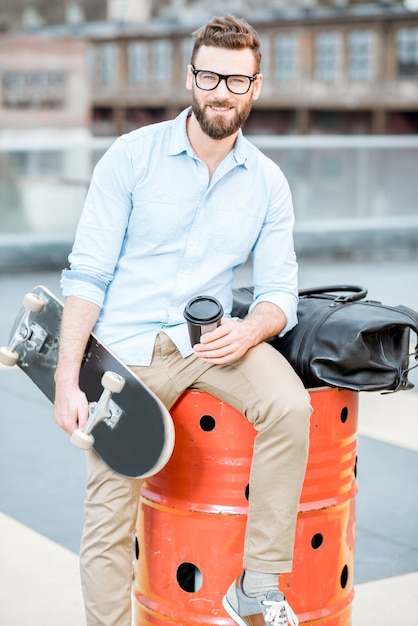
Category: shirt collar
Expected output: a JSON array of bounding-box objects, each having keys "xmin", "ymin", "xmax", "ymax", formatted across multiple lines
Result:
[{"xmin": 169, "ymin": 107, "xmax": 248, "ymax": 168}]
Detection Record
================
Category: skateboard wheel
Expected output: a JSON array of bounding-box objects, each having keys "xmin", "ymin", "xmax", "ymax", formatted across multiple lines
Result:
[
  {"xmin": 0, "ymin": 347, "xmax": 19, "ymax": 367},
  {"xmin": 71, "ymin": 429, "xmax": 95, "ymax": 450},
  {"xmin": 23, "ymin": 292, "xmax": 45, "ymax": 313},
  {"xmin": 101, "ymin": 371, "xmax": 125, "ymax": 394}
]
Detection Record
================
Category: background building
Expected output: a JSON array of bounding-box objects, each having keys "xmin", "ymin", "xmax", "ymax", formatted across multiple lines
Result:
[
  {"xmin": 0, "ymin": 35, "xmax": 89, "ymax": 136},
  {"xmin": 87, "ymin": 6, "xmax": 418, "ymax": 136}
]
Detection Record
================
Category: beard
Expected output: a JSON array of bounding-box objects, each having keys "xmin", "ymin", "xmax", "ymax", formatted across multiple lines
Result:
[{"xmin": 191, "ymin": 91, "xmax": 253, "ymax": 140}]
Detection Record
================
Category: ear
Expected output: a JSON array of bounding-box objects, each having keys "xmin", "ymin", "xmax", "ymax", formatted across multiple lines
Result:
[
  {"xmin": 186, "ymin": 65, "xmax": 194, "ymax": 91},
  {"xmin": 251, "ymin": 73, "xmax": 263, "ymax": 102}
]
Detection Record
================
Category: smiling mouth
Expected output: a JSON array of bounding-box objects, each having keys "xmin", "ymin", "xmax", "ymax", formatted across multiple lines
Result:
[{"xmin": 208, "ymin": 104, "xmax": 233, "ymax": 113}]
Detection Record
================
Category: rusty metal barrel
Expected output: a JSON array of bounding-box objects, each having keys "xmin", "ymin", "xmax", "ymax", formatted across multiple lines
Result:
[{"xmin": 133, "ymin": 387, "xmax": 358, "ymax": 625}]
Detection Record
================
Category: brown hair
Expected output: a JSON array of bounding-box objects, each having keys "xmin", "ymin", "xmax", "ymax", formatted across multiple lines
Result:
[{"xmin": 191, "ymin": 15, "xmax": 262, "ymax": 72}]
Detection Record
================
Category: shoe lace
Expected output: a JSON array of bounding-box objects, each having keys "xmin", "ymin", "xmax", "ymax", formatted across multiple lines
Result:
[{"xmin": 262, "ymin": 598, "xmax": 299, "ymax": 626}]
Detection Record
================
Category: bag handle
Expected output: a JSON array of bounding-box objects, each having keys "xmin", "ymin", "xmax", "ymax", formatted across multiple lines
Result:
[{"xmin": 299, "ymin": 284, "xmax": 368, "ymax": 303}]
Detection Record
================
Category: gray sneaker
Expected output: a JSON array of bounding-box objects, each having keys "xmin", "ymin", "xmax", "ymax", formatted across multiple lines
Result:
[{"xmin": 222, "ymin": 574, "xmax": 299, "ymax": 626}]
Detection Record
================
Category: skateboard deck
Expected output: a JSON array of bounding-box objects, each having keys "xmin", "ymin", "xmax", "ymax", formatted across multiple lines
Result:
[{"xmin": 0, "ymin": 285, "xmax": 175, "ymax": 478}]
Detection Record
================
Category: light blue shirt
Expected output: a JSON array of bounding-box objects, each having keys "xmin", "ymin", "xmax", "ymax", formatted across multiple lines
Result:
[{"xmin": 61, "ymin": 107, "xmax": 299, "ymax": 365}]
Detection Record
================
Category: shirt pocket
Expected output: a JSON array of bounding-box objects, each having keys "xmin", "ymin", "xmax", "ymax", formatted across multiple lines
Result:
[
  {"xmin": 131, "ymin": 189, "xmax": 183, "ymax": 245},
  {"xmin": 212, "ymin": 204, "xmax": 259, "ymax": 256}
]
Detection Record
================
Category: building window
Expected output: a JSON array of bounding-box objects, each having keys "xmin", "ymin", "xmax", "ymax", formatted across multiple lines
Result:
[
  {"xmin": 349, "ymin": 30, "xmax": 375, "ymax": 81},
  {"xmin": 275, "ymin": 34, "xmax": 297, "ymax": 82},
  {"xmin": 2, "ymin": 71, "xmax": 66, "ymax": 109},
  {"xmin": 316, "ymin": 32, "xmax": 341, "ymax": 82},
  {"xmin": 99, "ymin": 43, "xmax": 119, "ymax": 84},
  {"xmin": 397, "ymin": 28, "xmax": 418, "ymax": 78},
  {"xmin": 128, "ymin": 41, "xmax": 147, "ymax": 83},
  {"xmin": 152, "ymin": 40, "xmax": 171, "ymax": 83}
]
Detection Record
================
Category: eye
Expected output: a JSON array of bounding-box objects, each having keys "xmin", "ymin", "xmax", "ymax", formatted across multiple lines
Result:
[
  {"xmin": 229, "ymin": 76, "xmax": 247, "ymax": 86},
  {"xmin": 200, "ymin": 72, "xmax": 217, "ymax": 83}
]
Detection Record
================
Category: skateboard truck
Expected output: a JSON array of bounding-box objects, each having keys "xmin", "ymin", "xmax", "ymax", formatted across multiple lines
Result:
[
  {"xmin": 0, "ymin": 292, "xmax": 45, "ymax": 367},
  {"xmin": 71, "ymin": 371, "xmax": 126, "ymax": 450}
]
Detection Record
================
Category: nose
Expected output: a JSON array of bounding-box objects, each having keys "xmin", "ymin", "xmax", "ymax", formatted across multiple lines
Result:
[{"xmin": 213, "ymin": 77, "xmax": 231, "ymax": 97}]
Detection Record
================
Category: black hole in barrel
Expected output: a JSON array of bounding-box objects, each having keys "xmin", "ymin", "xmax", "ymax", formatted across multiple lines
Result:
[
  {"xmin": 340, "ymin": 564, "xmax": 349, "ymax": 589},
  {"xmin": 176, "ymin": 562, "xmax": 203, "ymax": 593},
  {"xmin": 134, "ymin": 535, "xmax": 139, "ymax": 560},
  {"xmin": 311, "ymin": 533, "xmax": 323, "ymax": 549},
  {"xmin": 245, "ymin": 484, "xmax": 250, "ymax": 501},
  {"xmin": 340, "ymin": 406, "xmax": 349, "ymax": 423},
  {"xmin": 199, "ymin": 414, "xmax": 216, "ymax": 431},
  {"xmin": 354, "ymin": 455, "xmax": 358, "ymax": 479}
]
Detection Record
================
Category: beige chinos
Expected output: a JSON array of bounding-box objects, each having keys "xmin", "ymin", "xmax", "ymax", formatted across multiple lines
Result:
[{"xmin": 80, "ymin": 332, "xmax": 312, "ymax": 626}]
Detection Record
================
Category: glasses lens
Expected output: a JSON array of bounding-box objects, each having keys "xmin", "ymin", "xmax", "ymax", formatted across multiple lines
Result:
[
  {"xmin": 195, "ymin": 71, "xmax": 219, "ymax": 90},
  {"xmin": 226, "ymin": 75, "xmax": 251, "ymax": 94}
]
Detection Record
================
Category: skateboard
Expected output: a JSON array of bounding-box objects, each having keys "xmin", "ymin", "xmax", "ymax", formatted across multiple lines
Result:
[{"xmin": 0, "ymin": 285, "xmax": 175, "ymax": 478}]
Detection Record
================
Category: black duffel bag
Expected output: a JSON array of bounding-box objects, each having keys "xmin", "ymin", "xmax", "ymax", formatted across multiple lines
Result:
[{"xmin": 232, "ymin": 285, "xmax": 418, "ymax": 393}]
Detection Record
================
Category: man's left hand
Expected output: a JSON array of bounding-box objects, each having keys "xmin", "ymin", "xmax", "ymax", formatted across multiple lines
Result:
[
  {"xmin": 192, "ymin": 301, "xmax": 287, "ymax": 364},
  {"xmin": 192, "ymin": 318, "xmax": 254, "ymax": 364}
]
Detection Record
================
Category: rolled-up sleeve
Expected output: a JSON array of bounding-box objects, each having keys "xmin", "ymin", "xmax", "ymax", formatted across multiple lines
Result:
[{"xmin": 60, "ymin": 268, "xmax": 110, "ymax": 308}]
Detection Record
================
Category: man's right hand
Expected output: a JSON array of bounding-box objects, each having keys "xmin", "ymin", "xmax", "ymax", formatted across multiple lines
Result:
[
  {"xmin": 53, "ymin": 295, "xmax": 101, "ymax": 436},
  {"xmin": 54, "ymin": 384, "xmax": 89, "ymax": 436}
]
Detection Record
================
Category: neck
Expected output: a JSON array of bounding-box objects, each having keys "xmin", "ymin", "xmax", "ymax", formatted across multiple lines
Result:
[{"xmin": 186, "ymin": 113, "xmax": 238, "ymax": 177}]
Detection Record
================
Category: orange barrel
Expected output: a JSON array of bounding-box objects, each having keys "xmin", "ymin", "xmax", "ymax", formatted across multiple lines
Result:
[
  {"xmin": 280, "ymin": 388, "xmax": 358, "ymax": 625},
  {"xmin": 134, "ymin": 391, "xmax": 254, "ymax": 625},
  {"xmin": 133, "ymin": 387, "xmax": 358, "ymax": 626}
]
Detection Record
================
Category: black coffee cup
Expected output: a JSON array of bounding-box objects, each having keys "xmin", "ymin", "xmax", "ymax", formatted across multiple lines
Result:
[{"xmin": 183, "ymin": 295, "xmax": 224, "ymax": 346}]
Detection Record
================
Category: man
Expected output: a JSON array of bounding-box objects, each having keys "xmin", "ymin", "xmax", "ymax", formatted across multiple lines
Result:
[{"xmin": 54, "ymin": 14, "xmax": 311, "ymax": 626}]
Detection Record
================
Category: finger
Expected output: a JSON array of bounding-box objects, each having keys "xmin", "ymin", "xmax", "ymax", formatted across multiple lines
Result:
[
  {"xmin": 197, "ymin": 329, "xmax": 239, "ymax": 351},
  {"xmin": 199, "ymin": 319, "xmax": 235, "ymax": 343},
  {"xmin": 198, "ymin": 343, "xmax": 241, "ymax": 361},
  {"xmin": 77, "ymin": 406, "xmax": 89, "ymax": 431},
  {"xmin": 194, "ymin": 340, "xmax": 232, "ymax": 356}
]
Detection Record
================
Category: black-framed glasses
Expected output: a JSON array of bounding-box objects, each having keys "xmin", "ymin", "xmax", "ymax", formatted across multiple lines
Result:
[{"xmin": 191, "ymin": 65, "xmax": 259, "ymax": 95}]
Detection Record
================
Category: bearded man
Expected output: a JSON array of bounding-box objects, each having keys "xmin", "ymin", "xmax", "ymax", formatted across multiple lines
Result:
[{"xmin": 54, "ymin": 15, "xmax": 311, "ymax": 626}]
